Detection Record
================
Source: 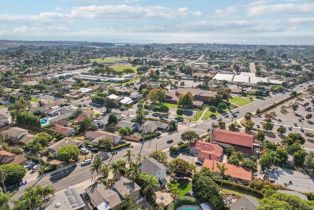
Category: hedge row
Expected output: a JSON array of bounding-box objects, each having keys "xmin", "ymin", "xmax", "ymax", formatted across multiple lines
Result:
[
  {"xmin": 113, "ymin": 143, "xmax": 131, "ymax": 150},
  {"xmin": 167, "ymin": 196, "xmax": 198, "ymax": 210},
  {"xmin": 140, "ymin": 132, "xmax": 161, "ymax": 141},
  {"xmin": 214, "ymin": 179, "xmax": 264, "ymax": 199}
]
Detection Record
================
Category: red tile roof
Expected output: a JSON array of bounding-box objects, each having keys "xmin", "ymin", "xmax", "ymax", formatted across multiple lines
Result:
[
  {"xmin": 55, "ymin": 125, "xmax": 74, "ymax": 136},
  {"xmin": 203, "ymin": 159, "xmax": 252, "ymax": 181},
  {"xmin": 213, "ymin": 129, "xmax": 253, "ymax": 148},
  {"xmin": 74, "ymin": 114, "xmax": 88, "ymax": 123},
  {"xmin": 194, "ymin": 141, "xmax": 223, "ymax": 161}
]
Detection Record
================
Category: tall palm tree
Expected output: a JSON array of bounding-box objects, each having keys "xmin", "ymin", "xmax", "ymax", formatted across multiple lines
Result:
[
  {"xmin": 142, "ymin": 176, "xmax": 159, "ymax": 203},
  {"xmin": 111, "ymin": 160, "xmax": 125, "ymax": 180},
  {"xmin": 127, "ymin": 161, "xmax": 141, "ymax": 181},
  {"xmin": 216, "ymin": 163, "xmax": 227, "ymax": 187},
  {"xmin": 90, "ymin": 155, "xmax": 103, "ymax": 176},
  {"xmin": 124, "ymin": 149, "xmax": 134, "ymax": 166},
  {"xmin": 97, "ymin": 164, "xmax": 109, "ymax": 184},
  {"xmin": 123, "ymin": 194, "xmax": 138, "ymax": 210}
]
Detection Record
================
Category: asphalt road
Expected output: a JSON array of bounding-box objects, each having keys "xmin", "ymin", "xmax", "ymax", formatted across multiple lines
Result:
[{"xmin": 10, "ymin": 81, "xmax": 313, "ymax": 202}]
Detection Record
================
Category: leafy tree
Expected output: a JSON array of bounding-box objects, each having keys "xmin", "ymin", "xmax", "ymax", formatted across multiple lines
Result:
[
  {"xmin": 305, "ymin": 152, "xmax": 314, "ymax": 176},
  {"xmin": 216, "ymin": 163, "xmax": 227, "ymax": 180},
  {"xmin": 149, "ymin": 151, "xmax": 167, "ymax": 164},
  {"xmin": 0, "ymin": 190, "xmax": 9, "ymax": 209},
  {"xmin": 287, "ymin": 142, "xmax": 302, "ymax": 155},
  {"xmin": 258, "ymin": 192, "xmax": 314, "ymax": 210},
  {"xmin": 228, "ymin": 152, "xmax": 243, "ymax": 166},
  {"xmin": 111, "ymin": 159, "xmax": 126, "ymax": 178},
  {"xmin": 284, "ymin": 132, "xmax": 305, "ymax": 145},
  {"xmin": 119, "ymin": 127, "xmax": 132, "ymax": 136},
  {"xmin": 181, "ymin": 131, "xmax": 199, "ymax": 143},
  {"xmin": 122, "ymin": 194, "xmax": 138, "ymax": 210},
  {"xmin": 256, "ymin": 131, "xmax": 265, "ymax": 141},
  {"xmin": 192, "ymin": 172, "xmax": 226, "ymax": 210},
  {"xmin": 275, "ymin": 147, "xmax": 288, "ymax": 165},
  {"xmin": 0, "ymin": 164, "xmax": 26, "ymax": 187},
  {"xmin": 263, "ymin": 140, "xmax": 277, "ymax": 151},
  {"xmin": 57, "ymin": 145, "xmax": 80, "ymax": 163},
  {"xmin": 218, "ymin": 102, "xmax": 228, "ymax": 111},
  {"xmin": 293, "ymin": 150, "xmax": 307, "ymax": 167},
  {"xmin": 260, "ymin": 151, "xmax": 275, "ymax": 171},
  {"xmin": 91, "ymin": 95, "xmax": 106, "ymax": 106},
  {"xmin": 263, "ymin": 121, "xmax": 273, "ymax": 131},
  {"xmin": 107, "ymin": 113, "xmax": 118, "ymax": 125},
  {"xmin": 27, "ymin": 132, "xmax": 53, "ymax": 153},
  {"xmin": 241, "ymin": 159, "xmax": 257, "ymax": 171},
  {"xmin": 178, "ymin": 92, "xmax": 193, "ymax": 109},
  {"xmin": 79, "ymin": 117, "xmax": 94, "ymax": 132},
  {"xmin": 98, "ymin": 138, "xmax": 113, "ymax": 152},
  {"xmin": 14, "ymin": 111, "xmax": 40, "ymax": 129},
  {"xmin": 147, "ymin": 88, "xmax": 165, "ymax": 104},
  {"xmin": 218, "ymin": 121, "xmax": 226, "ymax": 129},
  {"xmin": 168, "ymin": 120, "xmax": 178, "ymax": 132},
  {"xmin": 277, "ymin": 126, "xmax": 286, "ymax": 134},
  {"xmin": 209, "ymin": 106, "xmax": 216, "ymax": 113},
  {"xmin": 169, "ymin": 158, "xmax": 195, "ymax": 175},
  {"xmin": 13, "ymin": 185, "xmax": 54, "ymax": 210}
]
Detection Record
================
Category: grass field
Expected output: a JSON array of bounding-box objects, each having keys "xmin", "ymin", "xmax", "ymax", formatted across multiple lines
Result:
[
  {"xmin": 122, "ymin": 77, "xmax": 140, "ymax": 85},
  {"xmin": 0, "ymin": 105, "xmax": 6, "ymax": 109},
  {"xmin": 202, "ymin": 109, "xmax": 218, "ymax": 120},
  {"xmin": 164, "ymin": 103, "xmax": 178, "ymax": 108},
  {"xmin": 168, "ymin": 180, "xmax": 192, "ymax": 196},
  {"xmin": 111, "ymin": 64, "xmax": 138, "ymax": 73},
  {"xmin": 91, "ymin": 57, "xmax": 126, "ymax": 63},
  {"xmin": 229, "ymin": 96, "xmax": 255, "ymax": 106}
]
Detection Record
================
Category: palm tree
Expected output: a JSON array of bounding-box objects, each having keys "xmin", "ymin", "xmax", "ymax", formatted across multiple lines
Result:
[
  {"xmin": 123, "ymin": 194, "xmax": 138, "ymax": 210},
  {"xmin": 124, "ymin": 149, "xmax": 134, "ymax": 165},
  {"xmin": 142, "ymin": 176, "xmax": 159, "ymax": 203},
  {"xmin": 97, "ymin": 164, "xmax": 109, "ymax": 184},
  {"xmin": 90, "ymin": 155, "xmax": 103, "ymax": 176},
  {"xmin": 127, "ymin": 161, "xmax": 141, "ymax": 181},
  {"xmin": 111, "ymin": 160, "xmax": 126, "ymax": 179},
  {"xmin": 216, "ymin": 163, "xmax": 227, "ymax": 187}
]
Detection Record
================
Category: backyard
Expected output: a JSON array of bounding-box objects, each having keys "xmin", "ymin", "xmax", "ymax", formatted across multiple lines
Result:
[{"xmin": 168, "ymin": 179, "xmax": 192, "ymax": 196}]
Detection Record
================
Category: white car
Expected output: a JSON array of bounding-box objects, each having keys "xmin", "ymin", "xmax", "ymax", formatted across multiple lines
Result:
[
  {"xmin": 80, "ymin": 147, "xmax": 89, "ymax": 154},
  {"xmin": 80, "ymin": 159, "xmax": 92, "ymax": 166}
]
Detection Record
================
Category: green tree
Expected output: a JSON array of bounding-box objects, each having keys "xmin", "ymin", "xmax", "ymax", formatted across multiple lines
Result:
[
  {"xmin": 119, "ymin": 127, "xmax": 132, "ymax": 136},
  {"xmin": 124, "ymin": 149, "xmax": 134, "ymax": 165},
  {"xmin": 263, "ymin": 121, "xmax": 273, "ymax": 131},
  {"xmin": 181, "ymin": 131, "xmax": 199, "ymax": 143},
  {"xmin": 147, "ymin": 88, "xmax": 165, "ymax": 104},
  {"xmin": 275, "ymin": 147, "xmax": 288, "ymax": 165},
  {"xmin": 122, "ymin": 194, "xmax": 138, "ymax": 210},
  {"xmin": 14, "ymin": 111, "xmax": 40, "ymax": 129},
  {"xmin": 107, "ymin": 114, "xmax": 118, "ymax": 125},
  {"xmin": 293, "ymin": 150, "xmax": 307, "ymax": 167},
  {"xmin": 178, "ymin": 92, "xmax": 193, "ymax": 109},
  {"xmin": 90, "ymin": 155, "xmax": 103, "ymax": 175},
  {"xmin": 79, "ymin": 117, "xmax": 93, "ymax": 132},
  {"xmin": 287, "ymin": 142, "xmax": 302, "ymax": 155},
  {"xmin": 13, "ymin": 185, "xmax": 54, "ymax": 210},
  {"xmin": 192, "ymin": 172, "xmax": 226, "ymax": 210},
  {"xmin": 258, "ymin": 192, "xmax": 314, "ymax": 210},
  {"xmin": 0, "ymin": 164, "xmax": 26, "ymax": 187},
  {"xmin": 98, "ymin": 138, "xmax": 113, "ymax": 153},
  {"xmin": 305, "ymin": 152, "xmax": 314, "ymax": 176},
  {"xmin": 57, "ymin": 145, "xmax": 80, "ymax": 163},
  {"xmin": 256, "ymin": 131, "xmax": 265, "ymax": 141},
  {"xmin": 149, "ymin": 151, "xmax": 167, "ymax": 164},
  {"xmin": 260, "ymin": 151, "xmax": 275, "ymax": 171},
  {"xmin": 277, "ymin": 126, "xmax": 286, "ymax": 134},
  {"xmin": 284, "ymin": 132, "xmax": 305, "ymax": 146},
  {"xmin": 137, "ymin": 173, "xmax": 159, "ymax": 203},
  {"xmin": 169, "ymin": 158, "xmax": 195, "ymax": 175},
  {"xmin": 168, "ymin": 120, "xmax": 178, "ymax": 132}
]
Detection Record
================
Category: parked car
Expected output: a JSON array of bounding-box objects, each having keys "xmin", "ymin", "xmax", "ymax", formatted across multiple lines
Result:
[
  {"xmin": 32, "ymin": 164, "xmax": 39, "ymax": 172},
  {"xmin": 167, "ymin": 139, "xmax": 174, "ymax": 144},
  {"xmin": 80, "ymin": 159, "xmax": 92, "ymax": 166},
  {"xmin": 80, "ymin": 147, "xmax": 89, "ymax": 154}
]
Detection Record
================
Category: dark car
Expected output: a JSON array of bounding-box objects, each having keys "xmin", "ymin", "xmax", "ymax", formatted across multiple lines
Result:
[{"xmin": 167, "ymin": 139, "xmax": 174, "ymax": 144}]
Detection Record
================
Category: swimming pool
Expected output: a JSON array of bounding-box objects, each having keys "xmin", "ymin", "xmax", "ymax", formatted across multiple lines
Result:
[
  {"xmin": 40, "ymin": 118, "xmax": 49, "ymax": 127},
  {"xmin": 176, "ymin": 205, "xmax": 200, "ymax": 210}
]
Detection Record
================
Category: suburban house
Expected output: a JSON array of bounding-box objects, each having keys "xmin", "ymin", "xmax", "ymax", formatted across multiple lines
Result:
[
  {"xmin": 166, "ymin": 88, "xmax": 217, "ymax": 107},
  {"xmin": 141, "ymin": 158, "xmax": 167, "ymax": 184},
  {"xmin": 211, "ymin": 129, "xmax": 255, "ymax": 154},
  {"xmin": 117, "ymin": 120, "xmax": 138, "ymax": 132},
  {"xmin": 2, "ymin": 127, "xmax": 34, "ymax": 145},
  {"xmin": 0, "ymin": 114, "xmax": 9, "ymax": 128},
  {"xmin": 191, "ymin": 141, "xmax": 223, "ymax": 162},
  {"xmin": 203, "ymin": 159, "xmax": 252, "ymax": 183},
  {"xmin": 54, "ymin": 124, "xmax": 76, "ymax": 137},
  {"xmin": 230, "ymin": 197, "xmax": 259, "ymax": 210},
  {"xmin": 0, "ymin": 150, "xmax": 27, "ymax": 164},
  {"xmin": 85, "ymin": 131, "xmax": 122, "ymax": 145},
  {"xmin": 141, "ymin": 121, "xmax": 168, "ymax": 133},
  {"xmin": 42, "ymin": 186, "xmax": 86, "ymax": 210},
  {"xmin": 85, "ymin": 177, "xmax": 141, "ymax": 210},
  {"xmin": 47, "ymin": 137, "xmax": 82, "ymax": 154}
]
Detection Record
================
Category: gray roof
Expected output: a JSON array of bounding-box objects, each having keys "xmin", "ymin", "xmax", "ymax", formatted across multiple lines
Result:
[
  {"xmin": 141, "ymin": 121, "xmax": 168, "ymax": 133},
  {"xmin": 230, "ymin": 197, "xmax": 259, "ymax": 210},
  {"xmin": 114, "ymin": 177, "xmax": 141, "ymax": 198},
  {"xmin": 85, "ymin": 184, "xmax": 122, "ymax": 209},
  {"xmin": 141, "ymin": 157, "xmax": 166, "ymax": 175},
  {"xmin": 2, "ymin": 127, "xmax": 27, "ymax": 139}
]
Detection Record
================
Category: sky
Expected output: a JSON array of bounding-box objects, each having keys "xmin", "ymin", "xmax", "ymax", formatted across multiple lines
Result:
[{"xmin": 1, "ymin": 0, "xmax": 314, "ymax": 44}]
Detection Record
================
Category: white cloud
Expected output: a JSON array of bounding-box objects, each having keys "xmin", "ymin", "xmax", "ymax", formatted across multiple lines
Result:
[
  {"xmin": 246, "ymin": 2, "xmax": 314, "ymax": 16},
  {"xmin": 215, "ymin": 6, "xmax": 238, "ymax": 16}
]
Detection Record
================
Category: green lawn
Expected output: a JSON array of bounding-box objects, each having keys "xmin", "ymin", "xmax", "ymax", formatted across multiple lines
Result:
[
  {"xmin": 121, "ymin": 77, "xmax": 140, "ymax": 85},
  {"xmin": 0, "ymin": 105, "xmax": 6, "ymax": 109},
  {"xmin": 164, "ymin": 103, "xmax": 178, "ymax": 108},
  {"xmin": 229, "ymin": 96, "xmax": 255, "ymax": 106},
  {"xmin": 31, "ymin": 97, "xmax": 39, "ymax": 103},
  {"xmin": 91, "ymin": 57, "xmax": 126, "ymax": 63},
  {"xmin": 202, "ymin": 109, "xmax": 218, "ymax": 120},
  {"xmin": 168, "ymin": 180, "xmax": 192, "ymax": 196},
  {"xmin": 191, "ymin": 110, "xmax": 203, "ymax": 121},
  {"xmin": 111, "ymin": 64, "xmax": 138, "ymax": 73}
]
